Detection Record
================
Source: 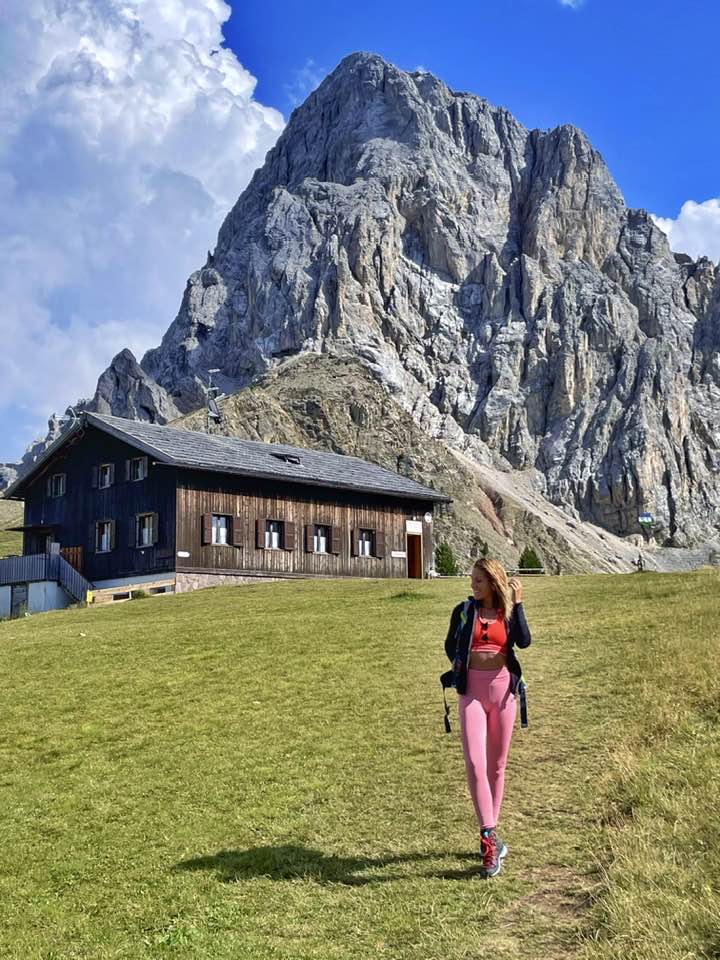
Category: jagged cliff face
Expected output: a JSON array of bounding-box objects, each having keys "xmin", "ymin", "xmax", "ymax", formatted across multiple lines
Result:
[
  {"xmin": 6, "ymin": 53, "xmax": 720, "ymax": 546},
  {"xmin": 172, "ymin": 353, "xmax": 650, "ymax": 574}
]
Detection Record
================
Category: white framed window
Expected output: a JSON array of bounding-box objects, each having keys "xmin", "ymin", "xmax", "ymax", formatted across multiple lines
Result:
[
  {"xmin": 265, "ymin": 520, "xmax": 283, "ymax": 549},
  {"xmin": 98, "ymin": 463, "xmax": 113, "ymax": 488},
  {"xmin": 314, "ymin": 524, "xmax": 330, "ymax": 553},
  {"xmin": 96, "ymin": 520, "xmax": 112, "ymax": 553},
  {"xmin": 128, "ymin": 456, "xmax": 148, "ymax": 482},
  {"xmin": 212, "ymin": 514, "xmax": 230, "ymax": 545},
  {"xmin": 138, "ymin": 514, "xmax": 154, "ymax": 547},
  {"xmin": 131, "ymin": 513, "xmax": 157, "ymax": 548},
  {"xmin": 359, "ymin": 529, "xmax": 373, "ymax": 557},
  {"xmin": 49, "ymin": 473, "xmax": 66, "ymax": 497}
]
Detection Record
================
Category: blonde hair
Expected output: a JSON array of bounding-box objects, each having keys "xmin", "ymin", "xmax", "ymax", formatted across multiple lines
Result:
[{"xmin": 472, "ymin": 558, "xmax": 513, "ymax": 621}]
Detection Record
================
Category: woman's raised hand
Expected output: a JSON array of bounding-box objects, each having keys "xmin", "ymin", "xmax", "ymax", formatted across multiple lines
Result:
[{"xmin": 508, "ymin": 577, "xmax": 523, "ymax": 603}]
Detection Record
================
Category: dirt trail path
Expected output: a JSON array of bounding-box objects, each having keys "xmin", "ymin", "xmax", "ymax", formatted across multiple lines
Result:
[{"xmin": 461, "ymin": 579, "xmax": 625, "ymax": 958}]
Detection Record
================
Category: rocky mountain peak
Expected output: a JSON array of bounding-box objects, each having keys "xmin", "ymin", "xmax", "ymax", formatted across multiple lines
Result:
[{"xmin": 4, "ymin": 53, "xmax": 720, "ymax": 553}]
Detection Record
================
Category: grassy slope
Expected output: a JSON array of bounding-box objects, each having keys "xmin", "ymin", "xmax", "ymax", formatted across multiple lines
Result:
[
  {"xmin": 0, "ymin": 572, "xmax": 718, "ymax": 959},
  {"xmin": 0, "ymin": 497, "xmax": 23, "ymax": 557}
]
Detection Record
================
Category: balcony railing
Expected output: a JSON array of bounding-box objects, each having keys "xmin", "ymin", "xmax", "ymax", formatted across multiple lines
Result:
[{"xmin": 0, "ymin": 553, "xmax": 92, "ymax": 603}]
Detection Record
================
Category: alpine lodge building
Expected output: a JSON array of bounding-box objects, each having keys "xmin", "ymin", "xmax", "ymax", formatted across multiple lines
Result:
[{"xmin": 0, "ymin": 412, "xmax": 452, "ymax": 616}]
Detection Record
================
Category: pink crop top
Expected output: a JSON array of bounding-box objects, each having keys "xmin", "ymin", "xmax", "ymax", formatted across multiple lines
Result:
[{"xmin": 470, "ymin": 608, "xmax": 509, "ymax": 654}]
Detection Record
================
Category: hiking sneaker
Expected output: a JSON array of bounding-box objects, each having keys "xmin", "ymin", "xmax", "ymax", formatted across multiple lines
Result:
[
  {"xmin": 480, "ymin": 829, "xmax": 502, "ymax": 877},
  {"xmin": 479, "ymin": 833, "xmax": 507, "ymax": 860}
]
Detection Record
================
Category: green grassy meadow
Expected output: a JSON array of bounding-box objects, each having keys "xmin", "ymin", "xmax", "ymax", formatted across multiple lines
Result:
[
  {"xmin": 0, "ymin": 497, "xmax": 23, "ymax": 557},
  {"xmin": 1, "ymin": 571, "xmax": 719, "ymax": 959}
]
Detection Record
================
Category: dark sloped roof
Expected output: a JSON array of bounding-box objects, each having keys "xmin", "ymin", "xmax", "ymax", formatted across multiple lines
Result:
[{"xmin": 4, "ymin": 412, "xmax": 451, "ymax": 504}]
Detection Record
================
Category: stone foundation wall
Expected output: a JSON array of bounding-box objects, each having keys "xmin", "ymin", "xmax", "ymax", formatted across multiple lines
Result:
[{"xmin": 175, "ymin": 572, "xmax": 286, "ymax": 593}]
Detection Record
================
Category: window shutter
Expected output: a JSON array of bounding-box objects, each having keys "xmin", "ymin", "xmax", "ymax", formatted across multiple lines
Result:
[
  {"xmin": 91, "ymin": 466, "xmax": 99, "ymax": 489},
  {"xmin": 374, "ymin": 529, "xmax": 385, "ymax": 559},
  {"xmin": 128, "ymin": 517, "xmax": 136, "ymax": 548},
  {"xmin": 255, "ymin": 518, "xmax": 265, "ymax": 549},
  {"xmin": 142, "ymin": 456, "xmax": 149, "ymax": 479},
  {"xmin": 331, "ymin": 525, "xmax": 341, "ymax": 555},
  {"xmin": 151, "ymin": 512, "xmax": 159, "ymax": 545},
  {"xmin": 284, "ymin": 521, "xmax": 296, "ymax": 551},
  {"xmin": 305, "ymin": 523, "xmax": 315, "ymax": 553},
  {"xmin": 351, "ymin": 527, "xmax": 360, "ymax": 557},
  {"xmin": 109, "ymin": 520, "xmax": 116, "ymax": 550},
  {"xmin": 46, "ymin": 477, "xmax": 52, "ymax": 497},
  {"xmin": 89, "ymin": 522, "xmax": 96, "ymax": 553},
  {"xmin": 60, "ymin": 474, "xmax": 66, "ymax": 495},
  {"xmin": 108, "ymin": 463, "xmax": 115, "ymax": 485},
  {"xmin": 201, "ymin": 513, "xmax": 212, "ymax": 545},
  {"xmin": 124, "ymin": 459, "xmax": 131, "ymax": 481},
  {"xmin": 232, "ymin": 517, "xmax": 243, "ymax": 547}
]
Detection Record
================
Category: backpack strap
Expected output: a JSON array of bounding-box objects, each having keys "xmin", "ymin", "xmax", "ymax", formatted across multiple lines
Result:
[{"xmin": 518, "ymin": 680, "xmax": 528, "ymax": 728}]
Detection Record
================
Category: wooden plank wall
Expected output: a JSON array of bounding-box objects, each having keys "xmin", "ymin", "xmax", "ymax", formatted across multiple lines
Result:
[
  {"xmin": 175, "ymin": 469, "xmax": 436, "ymax": 579},
  {"xmin": 21, "ymin": 426, "xmax": 177, "ymax": 583}
]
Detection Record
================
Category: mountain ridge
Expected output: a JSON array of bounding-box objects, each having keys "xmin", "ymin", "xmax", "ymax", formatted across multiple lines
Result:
[{"xmin": 4, "ymin": 51, "xmax": 720, "ymax": 555}]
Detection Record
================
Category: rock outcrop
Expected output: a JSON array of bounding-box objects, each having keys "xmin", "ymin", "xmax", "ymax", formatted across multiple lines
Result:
[
  {"xmin": 1, "ymin": 414, "xmax": 65, "ymax": 491},
  {"xmin": 173, "ymin": 352, "xmax": 650, "ymax": 573},
  {"xmin": 5, "ymin": 52, "xmax": 720, "ymax": 550},
  {"xmin": 90, "ymin": 349, "xmax": 181, "ymax": 422}
]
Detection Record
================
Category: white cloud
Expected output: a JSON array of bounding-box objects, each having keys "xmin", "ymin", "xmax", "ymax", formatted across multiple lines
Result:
[
  {"xmin": 559, "ymin": 0, "xmax": 585, "ymax": 8},
  {"xmin": 0, "ymin": 0, "xmax": 284, "ymax": 461},
  {"xmin": 652, "ymin": 199, "xmax": 720, "ymax": 264},
  {"xmin": 284, "ymin": 58, "xmax": 326, "ymax": 108}
]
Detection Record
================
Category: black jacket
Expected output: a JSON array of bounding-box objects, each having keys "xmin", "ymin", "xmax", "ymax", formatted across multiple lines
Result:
[{"xmin": 443, "ymin": 597, "xmax": 532, "ymax": 696}]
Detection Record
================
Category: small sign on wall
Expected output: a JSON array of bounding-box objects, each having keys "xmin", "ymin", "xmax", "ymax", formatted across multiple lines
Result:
[
  {"xmin": 391, "ymin": 550, "xmax": 407, "ymax": 558},
  {"xmin": 424, "ymin": 512, "xmax": 432, "ymax": 523},
  {"xmin": 406, "ymin": 520, "xmax": 422, "ymax": 534},
  {"xmin": 177, "ymin": 551, "xmax": 190, "ymax": 558}
]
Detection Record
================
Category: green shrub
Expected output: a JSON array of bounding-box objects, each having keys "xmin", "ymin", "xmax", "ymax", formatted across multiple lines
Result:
[
  {"xmin": 519, "ymin": 545, "xmax": 543, "ymax": 570},
  {"xmin": 435, "ymin": 541, "xmax": 459, "ymax": 576},
  {"xmin": 472, "ymin": 536, "xmax": 489, "ymax": 559}
]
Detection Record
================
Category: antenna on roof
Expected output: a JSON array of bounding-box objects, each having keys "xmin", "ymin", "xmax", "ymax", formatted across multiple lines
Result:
[{"xmin": 206, "ymin": 369, "xmax": 226, "ymax": 432}]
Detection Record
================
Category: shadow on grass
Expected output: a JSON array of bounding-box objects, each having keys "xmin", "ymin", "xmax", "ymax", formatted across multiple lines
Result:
[{"xmin": 175, "ymin": 844, "xmax": 489, "ymax": 884}]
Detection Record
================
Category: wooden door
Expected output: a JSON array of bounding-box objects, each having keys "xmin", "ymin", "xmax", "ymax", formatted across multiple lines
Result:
[
  {"xmin": 407, "ymin": 534, "xmax": 422, "ymax": 579},
  {"xmin": 60, "ymin": 546, "xmax": 84, "ymax": 575}
]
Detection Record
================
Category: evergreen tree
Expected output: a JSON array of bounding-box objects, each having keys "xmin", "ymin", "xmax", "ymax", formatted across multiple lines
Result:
[
  {"xmin": 435, "ymin": 541, "xmax": 459, "ymax": 576},
  {"xmin": 519, "ymin": 545, "xmax": 543, "ymax": 570}
]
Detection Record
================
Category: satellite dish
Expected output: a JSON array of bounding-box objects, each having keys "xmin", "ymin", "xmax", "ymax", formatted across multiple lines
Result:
[{"xmin": 59, "ymin": 406, "xmax": 79, "ymax": 429}]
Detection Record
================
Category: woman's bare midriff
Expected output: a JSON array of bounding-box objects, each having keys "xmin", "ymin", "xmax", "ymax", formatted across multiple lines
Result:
[{"xmin": 468, "ymin": 650, "xmax": 508, "ymax": 670}]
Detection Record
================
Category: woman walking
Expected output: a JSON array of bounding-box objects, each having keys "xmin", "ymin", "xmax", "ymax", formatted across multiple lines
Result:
[{"xmin": 443, "ymin": 558, "xmax": 532, "ymax": 877}]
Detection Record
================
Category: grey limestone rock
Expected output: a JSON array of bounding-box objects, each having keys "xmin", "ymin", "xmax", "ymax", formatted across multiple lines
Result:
[
  {"xmin": 135, "ymin": 52, "xmax": 719, "ymax": 544},
  {"xmin": 90, "ymin": 348, "xmax": 182, "ymax": 422},
  {"xmin": 4, "ymin": 52, "xmax": 720, "ymax": 548},
  {"xmin": 1, "ymin": 413, "xmax": 65, "ymax": 490}
]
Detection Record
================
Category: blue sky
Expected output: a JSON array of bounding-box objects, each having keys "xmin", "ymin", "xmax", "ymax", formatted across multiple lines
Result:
[
  {"xmin": 1, "ymin": 0, "xmax": 719, "ymax": 465},
  {"xmin": 228, "ymin": 0, "xmax": 720, "ymax": 216}
]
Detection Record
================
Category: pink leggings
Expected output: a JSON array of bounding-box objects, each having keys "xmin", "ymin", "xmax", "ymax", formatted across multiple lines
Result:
[{"xmin": 458, "ymin": 666, "xmax": 517, "ymax": 830}]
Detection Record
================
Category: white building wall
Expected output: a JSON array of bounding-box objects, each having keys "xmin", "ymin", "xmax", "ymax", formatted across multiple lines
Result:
[
  {"xmin": 92, "ymin": 572, "xmax": 176, "ymax": 589},
  {"xmin": 0, "ymin": 585, "xmax": 10, "ymax": 619},
  {"xmin": 28, "ymin": 581, "xmax": 73, "ymax": 614}
]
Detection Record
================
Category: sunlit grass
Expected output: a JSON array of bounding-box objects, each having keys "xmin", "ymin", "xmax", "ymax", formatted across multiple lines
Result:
[
  {"xmin": 0, "ymin": 570, "xmax": 718, "ymax": 958},
  {"xmin": 0, "ymin": 497, "xmax": 23, "ymax": 558}
]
